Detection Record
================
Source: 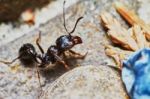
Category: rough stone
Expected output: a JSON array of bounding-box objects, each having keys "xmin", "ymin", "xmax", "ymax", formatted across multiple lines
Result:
[{"xmin": 42, "ymin": 65, "xmax": 128, "ymax": 99}]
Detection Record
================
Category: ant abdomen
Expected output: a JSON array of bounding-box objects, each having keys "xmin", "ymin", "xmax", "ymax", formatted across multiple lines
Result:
[{"xmin": 19, "ymin": 43, "xmax": 37, "ymax": 65}]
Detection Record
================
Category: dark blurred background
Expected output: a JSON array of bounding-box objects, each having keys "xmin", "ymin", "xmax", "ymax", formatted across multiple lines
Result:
[{"xmin": 0, "ymin": 0, "xmax": 54, "ymax": 22}]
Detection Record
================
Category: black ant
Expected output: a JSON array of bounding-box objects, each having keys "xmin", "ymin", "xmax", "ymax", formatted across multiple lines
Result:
[
  {"xmin": 0, "ymin": 0, "xmax": 87, "ymax": 96},
  {"xmin": 0, "ymin": 0, "xmax": 87, "ymax": 69}
]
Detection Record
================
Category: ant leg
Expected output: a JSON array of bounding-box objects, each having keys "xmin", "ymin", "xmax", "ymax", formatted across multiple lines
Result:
[
  {"xmin": 36, "ymin": 31, "xmax": 44, "ymax": 54},
  {"xmin": 35, "ymin": 64, "xmax": 43, "ymax": 98},
  {"xmin": 62, "ymin": 52, "xmax": 68, "ymax": 59},
  {"xmin": 69, "ymin": 50, "xmax": 88, "ymax": 59},
  {"xmin": 59, "ymin": 60, "xmax": 70, "ymax": 70},
  {"xmin": 0, "ymin": 55, "xmax": 22, "ymax": 65},
  {"xmin": 53, "ymin": 54, "xmax": 70, "ymax": 70}
]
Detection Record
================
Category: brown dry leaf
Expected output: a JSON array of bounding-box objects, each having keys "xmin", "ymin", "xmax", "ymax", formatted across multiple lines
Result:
[
  {"xmin": 100, "ymin": 12, "xmax": 138, "ymax": 51},
  {"xmin": 100, "ymin": 12, "xmax": 150, "ymax": 67},
  {"xmin": 115, "ymin": 2, "xmax": 150, "ymax": 40},
  {"xmin": 105, "ymin": 45, "xmax": 132, "ymax": 68},
  {"xmin": 132, "ymin": 25, "xmax": 149, "ymax": 48}
]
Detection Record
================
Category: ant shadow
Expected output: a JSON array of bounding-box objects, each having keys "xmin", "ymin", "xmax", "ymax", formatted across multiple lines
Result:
[
  {"xmin": 39, "ymin": 56, "xmax": 83, "ymax": 84},
  {"xmin": 18, "ymin": 55, "xmax": 82, "ymax": 85}
]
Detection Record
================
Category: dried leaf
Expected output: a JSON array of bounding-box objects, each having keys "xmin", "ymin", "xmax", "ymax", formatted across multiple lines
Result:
[
  {"xmin": 100, "ymin": 12, "xmax": 138, "ymax": 51},
  {"xmin": 101, "ymin": 3, "xmax": 150, "ymax": 67},
  {"xmin": 132, "ymin": 25, "xmax": 149, "ymax": 48},
  {"xmin": 105, "ymin": 45, "xmax": 132, "ymax": 67},
  {"xmin": 115, "ymin": 2, "xmax": 150, "ymax": 40}
]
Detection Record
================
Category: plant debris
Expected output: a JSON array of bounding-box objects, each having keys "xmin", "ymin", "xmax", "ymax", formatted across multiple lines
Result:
[
  {"xmin": 101, "ymin": 12, "xmax": 138, "ymax": 51},
  {"xmin": 115, "ymin": 2, "xmax": 150, "ymax": 41},
  {"xmin": 105, "ymin": 45, "xmax": 132, "ymax": 67},
  {"xmin": 100, "ymin": 2, "xmax": 150, "ymax": 68}
]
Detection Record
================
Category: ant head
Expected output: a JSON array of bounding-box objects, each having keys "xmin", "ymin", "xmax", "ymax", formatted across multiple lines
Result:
[
  {"xmin": 63, "ymin": 0, "xmax": 83, "ymax": 36},
  {"xmin": 71, "ymin": 36, "xmax": 82, "ymax": 45}
]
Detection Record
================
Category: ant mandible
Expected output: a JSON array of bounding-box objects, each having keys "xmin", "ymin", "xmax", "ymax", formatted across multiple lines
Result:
[{"xmin": 0, "ymin": 0, "xmax": 87, "ymax": 70}]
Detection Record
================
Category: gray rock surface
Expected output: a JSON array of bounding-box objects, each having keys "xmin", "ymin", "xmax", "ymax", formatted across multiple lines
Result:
[{"xmin": 42, "ymin": 65, "xmax": 127, "ymax": 99}]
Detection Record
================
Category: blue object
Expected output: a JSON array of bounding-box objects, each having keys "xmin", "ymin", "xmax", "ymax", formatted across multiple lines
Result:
[{"xmin": 122, "ymin": 48, "xmax": 150, "ymax": 99}]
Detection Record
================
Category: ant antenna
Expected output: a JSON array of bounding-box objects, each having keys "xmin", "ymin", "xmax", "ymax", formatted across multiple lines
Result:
[
  {"xmin": 63, "ymin": 0, "xmax": 83, "ymax": 35},
  {"xmin": 63, "ymin": 0, "xmax": 69, "ymax": 34},
  {"xmin": 69, "ymin": 16, "xmax": 83, "ymax": 34},
  {"xmin": 0, "ymin": 55, "xmax": 22, "ymax": 64}
]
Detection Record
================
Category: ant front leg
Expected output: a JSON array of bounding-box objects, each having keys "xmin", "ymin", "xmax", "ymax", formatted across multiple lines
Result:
[
  {"xmin": 36, "ymin": 31, "xmax": 44, "ymax": 54},
  {"xmin": 69, "ymin": 50, "xmax": 88, "ymax": 59},
  {"xmin": 53, "ymin": 53, "xmax": 70, "ymax": 70}
]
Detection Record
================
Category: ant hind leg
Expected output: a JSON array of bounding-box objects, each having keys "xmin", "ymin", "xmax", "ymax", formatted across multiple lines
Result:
[
  {"xmin": 54, "ymin": 53, "xmax": 70, "ymax": 70},
  {"xmin": 35, "ymin": 64, "xmax": 43, "ymax": 99}
]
